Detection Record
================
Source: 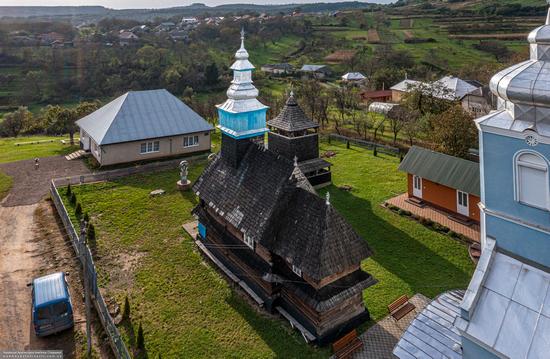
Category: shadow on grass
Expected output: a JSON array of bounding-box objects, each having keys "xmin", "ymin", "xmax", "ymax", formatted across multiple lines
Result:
[
  {"xmin": 225, "ymin": 291, "xmax": 328, "ymax": 359},
  {"xmin": 321, "ymin": 184, "xmax": 472, "ymax": 300}
]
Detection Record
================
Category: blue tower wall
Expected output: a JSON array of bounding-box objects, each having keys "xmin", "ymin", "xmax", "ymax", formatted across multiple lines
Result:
[
  {"xmin": 481, "ymin": 131, "xmax": 550, "ymax": 266},
  {"xmin": 218, "ymin": 108, "xmax": 268, "ymax": 139}
]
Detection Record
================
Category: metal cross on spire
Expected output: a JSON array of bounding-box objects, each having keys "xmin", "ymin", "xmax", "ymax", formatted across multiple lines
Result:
[{"xmin": 240, "ymin": 27, "xmax": 245, "ymax": 48}]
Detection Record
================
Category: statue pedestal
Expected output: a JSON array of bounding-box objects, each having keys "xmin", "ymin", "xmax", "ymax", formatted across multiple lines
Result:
[{"xmin": 177, "ymin": 179, "xmax": 192, "ymax": 191}]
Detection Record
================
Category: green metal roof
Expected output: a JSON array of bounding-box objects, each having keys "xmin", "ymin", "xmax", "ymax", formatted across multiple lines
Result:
[{"xmin": 399, "ymin": 146, "xmax": 480, "ymax": 196}]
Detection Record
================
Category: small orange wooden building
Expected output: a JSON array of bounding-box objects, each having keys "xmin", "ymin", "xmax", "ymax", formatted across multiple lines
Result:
[{"xmin": 399, "ymin": 146, "xmax": 480, "ymax": 222}]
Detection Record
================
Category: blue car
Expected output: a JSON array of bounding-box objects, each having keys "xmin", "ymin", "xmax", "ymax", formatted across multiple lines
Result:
[{"xmin": 31, "ymin": 272, "xmax": 74, "ymax": 337}]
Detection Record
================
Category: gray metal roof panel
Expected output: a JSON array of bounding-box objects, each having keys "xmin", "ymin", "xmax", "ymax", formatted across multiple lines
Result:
[
  {"xmin": 76, "ymin": 89, "xmax": 213, "ymax": 145},
  {"xmin": 399, "ymin": 146, "xmax": 480, "ymax": 196},
  {"xmin": 393, "ymin": 290, "xmax": 465, "ymax": 359}
]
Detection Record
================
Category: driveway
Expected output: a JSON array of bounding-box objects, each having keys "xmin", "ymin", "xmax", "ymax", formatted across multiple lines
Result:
[
  {"xmin": 0, "ymin": 201, "xmax": 110, "ymax": 356},
  {"xmin": 0, "ymin": 156, "xmax": 91, "ymax": 207}
]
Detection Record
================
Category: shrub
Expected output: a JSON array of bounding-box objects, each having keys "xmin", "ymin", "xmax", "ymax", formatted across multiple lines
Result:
[
  {"xmin": 86, "ymin": 222, "xmax": 96, "ymax": 242},
  {"xmin": 69, "ymin": 192, "xmax": 77, "ymax": 206},
  {"xmin": 122, "ymin": 295, "xmax": 130, "ymax": 321},
  {"xmin": 136, "ymin": 322, "xmax": 145, "ymax": 350},
  {"xmin": 75, "ymin": 203, "xmax": 82, "ymax": 219}
]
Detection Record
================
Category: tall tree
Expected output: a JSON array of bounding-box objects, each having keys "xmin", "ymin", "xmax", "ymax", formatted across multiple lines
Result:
[
  {"xmin": 431, "ymin": 104, "xmax": 477, "ymax": 158},
  {"xmin": 0, "ymin": 107, "xmax": 32, "ymax": 137}
]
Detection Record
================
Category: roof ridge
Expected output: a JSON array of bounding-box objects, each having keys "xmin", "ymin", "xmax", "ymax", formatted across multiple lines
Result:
[{"xmin": 100, "ymin": 92, "xmax": 130, "ymax": 145}]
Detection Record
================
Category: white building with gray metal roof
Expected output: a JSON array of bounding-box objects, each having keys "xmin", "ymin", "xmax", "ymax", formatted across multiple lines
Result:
[{"xmin": 76, "ymin": 89, "xmax": 213, "ymax": 166}]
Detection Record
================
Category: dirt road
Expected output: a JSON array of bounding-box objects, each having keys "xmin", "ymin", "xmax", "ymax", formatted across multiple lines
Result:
[{"xmin": 0, "ymin": 202, "xmax": 110, "ymax": 357}]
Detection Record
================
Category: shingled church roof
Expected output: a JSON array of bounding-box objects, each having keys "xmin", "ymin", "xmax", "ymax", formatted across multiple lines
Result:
[
  {"xmin": 267, "ymin": 92, "xmax": 319, "ymax": 132},
  {"xmin": 193, "ymin": 144, "xmax": 372, "ymax": 281},
  {"xmin": 273, "ymin": 188, "xmax": 373, "ymax": 281}
]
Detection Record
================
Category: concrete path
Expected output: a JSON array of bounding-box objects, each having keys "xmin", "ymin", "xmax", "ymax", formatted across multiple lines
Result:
[
  {"xmin": 0, "ymin": 156, "xmax": 91, "ymax": 207},
  {"xmin": 352, "ymin": 294, "xmax": 430, "ymax": 359}
]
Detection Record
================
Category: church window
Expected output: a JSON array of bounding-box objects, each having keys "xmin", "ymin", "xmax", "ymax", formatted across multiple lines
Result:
[{"xmin": 515, "ymin": 151, "xmax": 549, "ymax": 210}]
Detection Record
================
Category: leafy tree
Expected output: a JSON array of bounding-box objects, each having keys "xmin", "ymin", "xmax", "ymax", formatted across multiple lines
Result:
[
  {"xmin": 431, "ymin": 104, "xmax": 477, "ymax": 158},
  {"xmin": 0, "ymin": 107, "xmax": 32, "ymax": 137}
]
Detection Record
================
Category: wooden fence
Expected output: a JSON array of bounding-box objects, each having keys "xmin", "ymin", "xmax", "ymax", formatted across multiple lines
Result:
[
  {"xmin": 327, "ymin": 133, "xmax": 401, "ymax": 157},
  {"xmin": 50, "ymin": 180, "xmax": 131, "ymax": 358}
]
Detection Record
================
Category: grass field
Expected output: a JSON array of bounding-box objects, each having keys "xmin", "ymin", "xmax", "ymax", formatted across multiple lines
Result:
[
  {"xmin": 0, "ymin": 135, "xmax": 79, "ymax": 164},
  {"xmin": 59, "ymin": 139, "xmax": 473, "ymax": 357}
]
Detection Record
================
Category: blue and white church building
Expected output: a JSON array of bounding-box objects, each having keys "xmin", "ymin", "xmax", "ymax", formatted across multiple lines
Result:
[
  {"xmin": 217, "ymin": 29, "xmax": 269, "ymax": 167},
  {"xmin": 394, "ymin": 8, "xmax": 550, "ymax": 359}
]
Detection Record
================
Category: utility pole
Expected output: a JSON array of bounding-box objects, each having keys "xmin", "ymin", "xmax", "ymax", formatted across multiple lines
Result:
[{"xmin": 80, "ymin": 219, "xmax": 92, "ymax": 359}]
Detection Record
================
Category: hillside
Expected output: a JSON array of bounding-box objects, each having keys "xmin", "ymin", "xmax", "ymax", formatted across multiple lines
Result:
[{"xmin": 0, "ymin": 2, "xmax": 377, "ymax": 22}]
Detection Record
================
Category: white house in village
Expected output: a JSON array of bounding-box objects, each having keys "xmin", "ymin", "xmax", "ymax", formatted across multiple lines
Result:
[
  {"xmin": 341, "ymin": 72, "xmax": 366, "ymax": 82},
  {"xmin": 76, "ymin": 89, "xmax": 213, "ymax": 166},
  {"xmin": 390, "ymin": 76, "xmax": 491, "ymax": 115}
]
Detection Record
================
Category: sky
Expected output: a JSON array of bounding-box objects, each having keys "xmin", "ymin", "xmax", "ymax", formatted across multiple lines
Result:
[{"xmin": 0, "ymin": 0, "xmax": 393, "ymax": 9}]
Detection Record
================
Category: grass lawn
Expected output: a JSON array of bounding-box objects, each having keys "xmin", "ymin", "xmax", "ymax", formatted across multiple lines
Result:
[
  {"xmin": 0, "ymin": 135, "xmax": 79, "ymax": 164},
  {"xmin": 59, "ymin": 140, "xmax": 473, "ymax": 357},
  {"xmin": 0, "ymin": 171, "xmax": 13, "ymax": 202}
]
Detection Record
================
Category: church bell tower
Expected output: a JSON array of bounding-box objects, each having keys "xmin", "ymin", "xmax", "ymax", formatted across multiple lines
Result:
[{"xmin": 217, "ymin": 29, "xmax": 269, "ymax": 167}]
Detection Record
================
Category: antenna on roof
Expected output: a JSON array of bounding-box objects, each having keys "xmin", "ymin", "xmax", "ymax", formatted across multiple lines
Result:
[{"xmin": 325, "ymin": 192, "xmax": 330, "ymax": 206}]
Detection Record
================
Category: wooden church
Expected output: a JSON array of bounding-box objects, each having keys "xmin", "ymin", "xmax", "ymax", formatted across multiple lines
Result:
[{"xmin": 192, "ymin": 31, "xmax": 376, "ymax": 344}]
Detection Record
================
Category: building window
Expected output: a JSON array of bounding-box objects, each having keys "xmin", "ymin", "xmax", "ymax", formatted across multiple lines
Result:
[
  {"xmin": 515, "ymin": 151, "xmax": 549, "ymax": 210},
  {"xmin": 457, "ymin": 191, "xmax": 468, "ymax": 208},
  {"xmin": 140, "ymin": 141, "xmax": 160, "ymax": 154},
  {"xmin": 292, "ymin": 264, "xmax": 302, "ymax": 277},
  {"xmin": 183, "ymin": 135, "xmax": 199, "ymax": 148},
  {"xmin": 243, "ymin": 233, "xmax": 254, "ymax": 249}
]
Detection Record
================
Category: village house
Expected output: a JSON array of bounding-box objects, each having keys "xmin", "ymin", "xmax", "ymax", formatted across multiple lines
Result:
[
  {"xmin": 399, "ymin": 146, "xmax": 480, "ymax": 222},
  {"xmin": 360, "ymin": 89, "xmax": 392, "ymax": 103},
  {"xmin": 193, "ymin": 32, "xmax": 375, "ymax": 344},
  {"xmin": 118, "ymin": 31, "xmax": 139, "ymax": 46},
  {"xmin": 260, "ymin": 63, "xmax": 294, "ymax": 75},
  {"xmin": 341, "ymin": 72, "xmax": 366, "ymax": 83},
  {"xmin": 394, "ymin": 10, "xmax": 550, "ymax": 358},
  {"xmin": 390, "ymin": 76, "xmax": 491, "ymax": 115},
  {"xmin": 76, "ymin": 89, "xmax": 213, "ymax": 166},
  {"xmin": 299, "ymin": 64, "xmax": 332, "ymax": 79}
]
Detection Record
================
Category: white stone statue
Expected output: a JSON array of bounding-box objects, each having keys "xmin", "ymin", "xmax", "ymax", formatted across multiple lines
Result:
[{"xmin": 179, "ymin": 160, "xmax": 189, "ymax": 183}]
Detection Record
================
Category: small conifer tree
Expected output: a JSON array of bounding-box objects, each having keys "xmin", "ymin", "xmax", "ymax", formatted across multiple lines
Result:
[
  {"xmin": 83, "ymin": 212, "xmax": 90, "ymax": 223},
  {"xmin": 136, "ymin": 322, "xmax": 145, "ymax": 350},
  {"xmin": 75, "ymin": 203, "xmax": 82, "ymax": 218},
  {"xmin": 66, "ymin": 183, "xmax": 72, "ymax": 196},
  {"xmin": 122, "ymin": 295, "xmax": 130, "ymax": 321},
  {"xmin": 86, "ymin": 222, "xmax": 96, "ymax": 242},
  {"xmin": 70, "ymin": 192, "xmax": 77, "ymax": 206}
]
